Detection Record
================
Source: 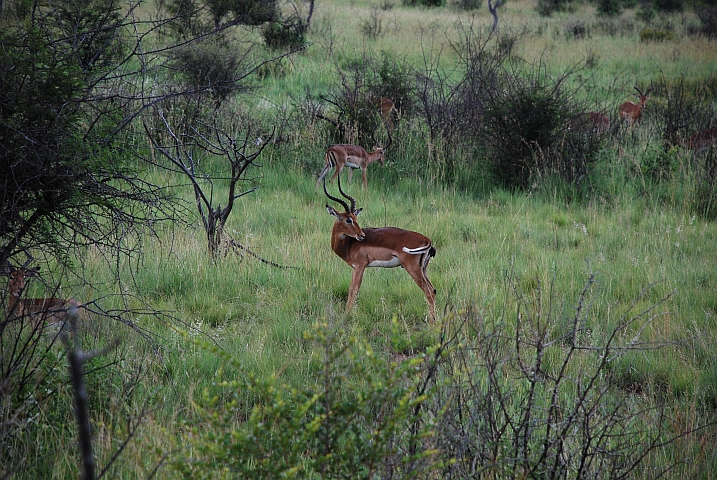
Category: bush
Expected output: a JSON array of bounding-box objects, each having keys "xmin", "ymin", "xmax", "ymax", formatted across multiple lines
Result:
[
  {"xmin": 481, "ymin": 65, "xmax": 603, "ymax": 190},
  {"xmin": 597, "ymin": 0, "xmax": 623, "ymax": 16},
  {"xmin": 450, "ymin": 0, "xmax": 483, "ymax": 10},
  {"xmin": 403, "ymin": 0, "xmax": 445, "ymax": 6},
  {"xmin": 171, "ymin": 323, "xmax": 445, "ymax": 479},
  {"xmin": 653, "ymin": 0, "xmax": 684, "ymax": 12},
  {"xmin": 639, "ymin": 26, "xmax": 677, "ymax": 41},
  {"xmin": 636, "ymin": 4, "xmax": 657, "ymax": 23},
  {"xmin": 536, "ymin": 0, "xmax": 575, "ymax": 16},
  {"xmin": 697, "ymin": 8, "xmax": 717, "ymax": 39},
  {"xmin": 429, "ymin": 271, "xmax": 695, "ymax": 478},
  {"xmin": 359, "ymin": 8, "xmax": 384, "ymax": 40},
  {"xmin": 171, "ymin": 35, "xmax": 248, "ymax": 100},
  {"xmin": 261, "ymin": 16, "xmax": 307, "ymax": 50},
  {"xmin": 317, "ymin": 51, "xmax": 413, "ymax": 146}
]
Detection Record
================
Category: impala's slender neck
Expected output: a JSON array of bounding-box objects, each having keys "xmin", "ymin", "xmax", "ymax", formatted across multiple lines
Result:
[
  {"xmin": 7, "ymin": 269, "xmax": 25, "ymax": 311},
  {"xmin": 367, "ymin": 149, "xmax": 384, "ymax": 165}
]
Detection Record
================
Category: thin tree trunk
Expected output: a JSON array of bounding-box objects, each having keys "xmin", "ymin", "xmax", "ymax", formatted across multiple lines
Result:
[{"xmin": 488, "ymin": 0, "xmax": 502, "ymax": 34}]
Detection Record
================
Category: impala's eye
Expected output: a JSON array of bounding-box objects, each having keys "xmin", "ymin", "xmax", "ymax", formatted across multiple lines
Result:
[{"xmin": 346, "ymin": 218, "xmax": 353, "ymax": 225}]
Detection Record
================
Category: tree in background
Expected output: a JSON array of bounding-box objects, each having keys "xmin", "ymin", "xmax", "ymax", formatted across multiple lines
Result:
[{"xmin": 0, "ymin": 0, "xmax": 290, "ymax": 476}]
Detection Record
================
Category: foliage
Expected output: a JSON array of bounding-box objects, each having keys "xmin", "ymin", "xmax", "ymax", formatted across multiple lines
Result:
[
  {"xmin": 697, "ymin": 7, "xmax": 717, "ymax": 38},
  {"xmin": 415, "ymin": 24, "xmax": 507, "ymax": 146},
  {"xmin": 481, "ymin": 62, "xmax": 605, "ymax": 190},
  {"xmin": 172, "ymin": 323, "xmax": 447, "ymax": 479},
  {"xmin": 640, "ymin": 26, "xmax": 677, "ymax": 41},
  {"xmin": 652, "ymin": 72, "xmax": 710, "ymax": 148},
  {"xmin": 403, "ymin": 0, "xmax": 446, "ymax": 6},
  {"xmin": 597, "ymin": 0, "xmax": 623, "ymax": 16},
  {"xmin": 316, "ymin": 50, "xmax": 411, "ymax": 146},
  {"xmin": 0, "ymin": 0, "xmax": 169, "ymax": 268},
  {"xmin": 261, "ymin": 15, "xmax": 307, "ymax": 50},
  {"xmin": 536, "ymin": 0, "xmax": 576, "ymax": 16},
  {"xmin": 451, "ymin": 0, "xmax": 483, "ymax": 10},
  {"xmin": 171, "ymin": 34, "xmax": 254, "ymax": 100},
  {"xmin": 165, "ymin": 0, "xmax": 278, "ymax": 34},
  {"xmin": 653, "ymin": 0, "xmax": 684, "ymax": 12},
  {"xmin": 432, "ymin": 271, "xmax": 686, "ymax": 478}
]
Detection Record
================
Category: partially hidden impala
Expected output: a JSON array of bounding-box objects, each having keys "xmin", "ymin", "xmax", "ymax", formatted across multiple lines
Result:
[
  {"xmin": 323, "ymin": 175, "xmax": 437, "ymax": 320},
  {"xmin": 3, "ymin": 258, "xmax": 83, "ymax": 331}
]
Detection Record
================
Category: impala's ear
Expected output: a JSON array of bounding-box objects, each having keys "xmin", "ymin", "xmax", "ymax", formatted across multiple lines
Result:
[
  {"xmin": 354, "ymin": 208, "xmax": 362, "ymax": 216},
  {"xmin": 25, "ymin": 267, "xmax": 40, "ymax": 277},
  {"xmin": 326, "ymin": 204, "xmax": 340, "ymax": 218}
]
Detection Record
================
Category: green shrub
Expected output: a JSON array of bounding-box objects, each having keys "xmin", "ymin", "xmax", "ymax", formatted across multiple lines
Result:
[
  {"xmin": 171, "ymin": 35, "xmax": 247, "ymax": 100},
  {"xmin": 653, "ymin": 0, "xmax": 684, "ymax": 12},
  {"xmin": 171, "ymin": 323, "xmax": 444, "ymax": 479},
  {"xmin": 639, "ymin": 26, "xmax": 676, "ymax": 41},
  {"xmin": 636, "ymin": 4, "xmax": 657, "ymax": 23},
  {"xmin": 261, "ymin": 16, "xmax": 307, "ymax": 50},
  {"xmin": 597, "ymin": 0, "xmax": 623, "ymax": 16},
  {"xmin": 481, "ymin": 66, "xmax": 602, "ymax": 190},
  {"xmin": 403, "ymin": 0, "xmax": 445, "ymax": 6},
  {"xmin": 536, "ymin": 0, "xmax": 576, "ymax": 16},
  {"xmin": 697, "ymin": 8, "xmax": 717, "ymax": 39}
]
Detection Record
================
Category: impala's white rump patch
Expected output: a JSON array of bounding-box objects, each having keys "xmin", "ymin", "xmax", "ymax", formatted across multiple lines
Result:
[{"xmin": 402, "ymin": 245, "xmax": 431, "ymax": 255}]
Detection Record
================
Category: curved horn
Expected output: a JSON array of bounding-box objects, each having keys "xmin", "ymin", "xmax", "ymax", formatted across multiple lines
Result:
[
  {"xmin": 337, "ymin": 173, "xmax": 357, "ymax": 213},
  {"xmin": 634, "ymin": 85, "xmax": 644, "ymax": 96},
  {"xmin": 384, "ymin": 126, "xmax": 393, "ymax": 150},
  {"xmin": 323, "ymin": 176, "xmax": 350, "ymax": 213},
  {"xmin": 21, "ymin": 255, "xmax": 33, "ymax": 269}
]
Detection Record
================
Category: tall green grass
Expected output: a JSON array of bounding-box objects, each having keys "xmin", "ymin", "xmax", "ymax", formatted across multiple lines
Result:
[{"xmin": 5, "ymin": 0, "xmax": 717, "ymax": 477}]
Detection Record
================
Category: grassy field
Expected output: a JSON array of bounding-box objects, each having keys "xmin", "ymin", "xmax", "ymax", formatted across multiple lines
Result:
[{"xmin": 6, "ymin": 0, "xmax": 717, "ymax": 478}]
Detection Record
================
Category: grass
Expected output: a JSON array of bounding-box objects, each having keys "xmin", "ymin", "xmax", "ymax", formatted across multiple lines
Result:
[{"xmin": 5, "ymin": 0, "xmax": 717, "ymax": 477}]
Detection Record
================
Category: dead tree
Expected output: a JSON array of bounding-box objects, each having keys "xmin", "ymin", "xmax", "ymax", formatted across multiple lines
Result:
[{"xmin": 146, "ymin": 111, "xmax": 273, "ymax": 260}]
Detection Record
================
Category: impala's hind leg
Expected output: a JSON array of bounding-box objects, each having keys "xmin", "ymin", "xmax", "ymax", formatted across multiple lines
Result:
[{"xmin": 404, "ymin": 248, "xmax": 437, "ymax": 320}]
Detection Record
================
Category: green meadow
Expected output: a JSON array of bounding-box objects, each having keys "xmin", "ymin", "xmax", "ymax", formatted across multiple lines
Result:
[{"xmin": 5, "ymin": 0, "xmax": 717, "ymax": 477}]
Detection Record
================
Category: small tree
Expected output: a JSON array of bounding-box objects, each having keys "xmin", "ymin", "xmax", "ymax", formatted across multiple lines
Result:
[{"xmin": 146, "ymin": 102, "xmax": 272, "ymax": 259}]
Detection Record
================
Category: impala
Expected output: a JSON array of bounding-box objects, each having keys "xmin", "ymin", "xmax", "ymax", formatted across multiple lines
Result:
[
  {"xmin": 371, "ymin": 96, "xmax": 396, "ymax": 134},
  {"xmin": 4, "ymin": 259, "xmax": 82, "ymax": 331},
  {"xmin": 316, "ymin": 134, "xmax": 391, "ymax": 190},
  {"xmin": 571, "ymin": 112, "xmax": 611, "ymax": 134},
  {"xmin": 685, "ymin": 127, "xmax": 717, "ymax": 153},
  {"xmin": 619, "ymin": 86, "xmax": 653, "ymax": 129},
  {"xmin": 323, "ymin": 176, "xmax": 437, "ymax": 320}
]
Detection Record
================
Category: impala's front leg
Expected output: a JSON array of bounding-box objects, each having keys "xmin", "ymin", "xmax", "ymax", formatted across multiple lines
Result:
[{"xmin": 347, "ymin": 264, "xmax": 366, "ymax": 311}]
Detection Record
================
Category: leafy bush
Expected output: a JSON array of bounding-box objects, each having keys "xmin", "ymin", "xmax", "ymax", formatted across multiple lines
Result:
[
  {"xmin": 451, "ymin": 0, "xmax": 483, "ymax": 10},
  {"xmin": 536, "ymin": 0, "xmax": 576, "ymax": 16},
  {"xmin": 171, "ymin": 324, "xmax": 445, "ymax": 479},
  {"xmin": 653, "ymin": 0, "xmax": 684, "ymax": 12},
  {"xmin": 639, "ymin": 26, "xmax": 677, "ymax": 41},
  {"xmin": 597, "ymin": 0, "xmax": 623, "ymax": 16},
  {"xmin": 261, "ymin": 16, "xmax": 307, "ymax": 50},
  {"xmin": 636, "ymin": 4, "xmax": 657, "ymax": 23},
  {"xmin": 481, "ymin": 64, "xmax": 604, "ymax": 190},
  {"xmin": 317, "ymin": 51, "xmax": 412, "ymax": 146},
  {"xmin": 697, "ymin": 7, "xmax": 717, "ymax": 39},
  {"xmin": 171, "ymin": 35, "xmax": 249, "ymax": 100},
  {"xmin": 359, "ymin": 8, "xmax": 384, "ymax": 40},
  {"xmin": 403, "ymin": 0, "xmax": 445, "ymax": 6}
]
